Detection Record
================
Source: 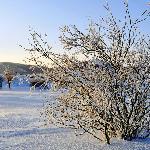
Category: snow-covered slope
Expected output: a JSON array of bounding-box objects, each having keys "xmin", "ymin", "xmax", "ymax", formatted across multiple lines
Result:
[{"xmin": 0, "ymin": 90, "xmax": 150, "ymax": 150}]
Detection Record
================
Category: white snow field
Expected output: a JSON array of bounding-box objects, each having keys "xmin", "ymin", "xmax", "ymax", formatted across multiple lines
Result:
[{"xmin": 0, "ymin": 89, "xmax": 150, "ymax": 150}]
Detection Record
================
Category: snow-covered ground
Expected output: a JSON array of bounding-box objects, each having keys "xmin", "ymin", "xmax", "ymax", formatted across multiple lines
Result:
[{"xmin": 0, "ymin": 88, "xmax": 150, "ymax": 150}]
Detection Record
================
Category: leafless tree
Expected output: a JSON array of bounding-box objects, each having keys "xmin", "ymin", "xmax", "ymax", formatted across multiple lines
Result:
[
  {"xmin": 24, "ymin": 1, "xmax": 150, "ymax": 144},
  {"xmin": 3, "ymin": 66, "xmax": 15, "ymax": 89}
]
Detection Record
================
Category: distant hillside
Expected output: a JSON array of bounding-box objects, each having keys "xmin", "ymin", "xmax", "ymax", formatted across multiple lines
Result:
[{"xmin": 0, "ymin": 62, "xmax": 42, "ymax": 75}]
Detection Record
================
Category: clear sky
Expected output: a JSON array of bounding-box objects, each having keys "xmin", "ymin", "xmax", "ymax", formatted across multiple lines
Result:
[{"xmin": 0, "ymin": 0, "xmax": 149, "ymax": 64}]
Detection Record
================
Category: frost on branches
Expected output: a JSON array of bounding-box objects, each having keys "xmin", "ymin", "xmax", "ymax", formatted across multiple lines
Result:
[{"xmin": 24, "ymin": 2, "xmax": 150, "ymax": 144}]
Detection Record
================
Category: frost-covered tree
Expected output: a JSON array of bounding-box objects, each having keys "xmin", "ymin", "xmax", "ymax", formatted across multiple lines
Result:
[
  {"xmin": 4, "ymin": 68, "xmax": 14, "ymax": 89},
  {"xmin": 24, "ymin": 1, "xmax": 150, "ymax": 144}
]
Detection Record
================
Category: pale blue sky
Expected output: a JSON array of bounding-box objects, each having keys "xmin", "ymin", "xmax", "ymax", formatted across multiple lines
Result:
[{"xmin": 0, "ymin": 0, "xmax": 149, "ymax": 63}]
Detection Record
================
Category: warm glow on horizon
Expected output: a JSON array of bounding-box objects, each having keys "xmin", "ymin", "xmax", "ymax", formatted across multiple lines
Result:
[{"xmin": 0, "ymin": 52, "xmax": 29, "ymax": 64}]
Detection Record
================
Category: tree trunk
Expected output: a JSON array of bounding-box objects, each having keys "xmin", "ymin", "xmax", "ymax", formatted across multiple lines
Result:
[
  {"xmin": 8, "ymin": 82, "xmax": 11, "ymax": 89},
  {"xmin": 105, "ymin": 123, "xmax": 110, "ymax": 144}
]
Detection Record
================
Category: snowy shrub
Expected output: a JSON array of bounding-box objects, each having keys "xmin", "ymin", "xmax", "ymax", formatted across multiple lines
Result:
[
  {"xmin": 24, "ymin": 1, "xmax": 150, "ymax": 144},
  {"xmin": 28, "ymin": 74, "xmax": 46, "ymax": 88}
]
